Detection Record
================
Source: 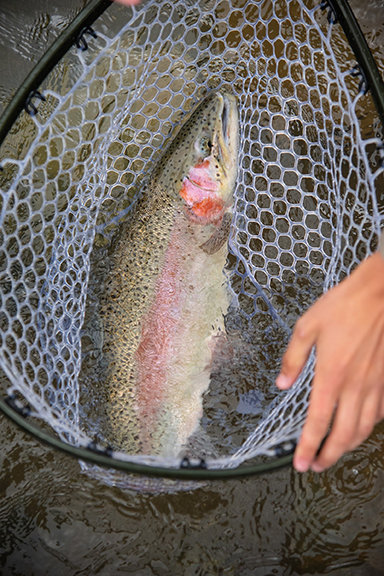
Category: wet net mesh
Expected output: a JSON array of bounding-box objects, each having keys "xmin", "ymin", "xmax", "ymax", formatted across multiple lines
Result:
[{"xmin": 1, "ymin": 0, "xmax": 384, "ymax": 484}]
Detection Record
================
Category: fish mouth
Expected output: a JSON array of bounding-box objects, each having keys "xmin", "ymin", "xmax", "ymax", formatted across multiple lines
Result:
[
  {"xmin": 221, "ymin": 98, "xmax": 228, "ymax": 141},
  {"xmin": 220, "ymin": 92, "xmax": 236, "ymax": 143},
  {"xmin": 217, "ymin": 92, "xmax": 237, "ymax": 169},
  {"xmin": 218, "ymin": 96, "xmax": 231, "ymax": 178}
]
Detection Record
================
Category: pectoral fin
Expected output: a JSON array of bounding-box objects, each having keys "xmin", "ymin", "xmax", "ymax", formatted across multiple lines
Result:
[{"xmin": 200, "ymin": 212, "xmax": 232, "ymax": 255}]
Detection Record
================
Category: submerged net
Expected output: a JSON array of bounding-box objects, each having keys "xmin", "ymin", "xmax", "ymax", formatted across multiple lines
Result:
[{"xmin": 1, "ymin": 0, "xmax": 384, "ymax": 486}]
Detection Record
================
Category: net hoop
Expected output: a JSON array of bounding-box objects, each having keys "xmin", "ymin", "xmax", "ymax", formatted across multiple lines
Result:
[{"xmin": 0, "ymin": 394, "xmax": 293, "ymax": 479}]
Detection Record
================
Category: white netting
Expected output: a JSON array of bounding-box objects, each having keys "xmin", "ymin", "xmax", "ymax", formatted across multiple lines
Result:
[{"xmin": 1, "ymin": 0, "xmax": 384, "ymax": 482}]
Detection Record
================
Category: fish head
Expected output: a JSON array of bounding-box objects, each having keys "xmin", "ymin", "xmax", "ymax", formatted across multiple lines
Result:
[{"xmin": 157, "ymin": 90, "xmax": 239, "ymax": 224}]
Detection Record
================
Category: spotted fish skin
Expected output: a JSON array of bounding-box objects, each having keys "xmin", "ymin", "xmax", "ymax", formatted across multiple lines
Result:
[{"xmin": 92, "ymin": 90, "xmax": 239, "ymax": 457}]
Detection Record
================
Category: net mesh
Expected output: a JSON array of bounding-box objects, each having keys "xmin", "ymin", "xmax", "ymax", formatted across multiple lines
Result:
[{"xmin": 0, "ymin": 0, "xmax": 384, "ymax": 481}]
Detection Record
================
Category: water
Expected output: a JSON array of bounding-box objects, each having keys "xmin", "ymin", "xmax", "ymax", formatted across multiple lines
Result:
[
  {"xmin": 1, "ymin": 0, "xmax": 384, "ymax": 574},
  {"xmin": 2, "ymin": 421, "xmax": 384, "ymax": 574},
  {"xmin": 0, "ymin": 0, "xmax": 89, "ymax": 116}
]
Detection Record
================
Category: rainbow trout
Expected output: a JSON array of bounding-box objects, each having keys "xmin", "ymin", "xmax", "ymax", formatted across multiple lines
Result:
[{"xmin": 96, "ymin": 90, "xmax": 239, "ymax": 458}]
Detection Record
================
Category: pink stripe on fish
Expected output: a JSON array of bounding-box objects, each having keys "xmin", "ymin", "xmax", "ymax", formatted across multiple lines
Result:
[{"xmin": 135, "ymin": 217, "xmax": 188, "ymax": 449}]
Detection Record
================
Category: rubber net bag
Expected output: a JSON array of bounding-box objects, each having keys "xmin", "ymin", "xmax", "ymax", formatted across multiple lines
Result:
[{"xmin": 0, "ymin": 0, "xmax": 383, "ymax": 489}]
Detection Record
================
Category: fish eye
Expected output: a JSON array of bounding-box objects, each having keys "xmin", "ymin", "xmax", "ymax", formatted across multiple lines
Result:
[{"xmin": 200, "ymin": 136, "xmax": 212, "ymax": 155}]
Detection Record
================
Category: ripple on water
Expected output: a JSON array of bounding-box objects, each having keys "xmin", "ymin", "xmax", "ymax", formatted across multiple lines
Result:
[
  {"xmin": 0, "ymin": 0, "xmax": 84, "ymax": 114},
  {"xmin": 2, "ymin": 411, "xmax": 384, "ymax": 575},
  {"xmin": 280, "ymin": 423, "xmax": 384, "ymax": 574}
]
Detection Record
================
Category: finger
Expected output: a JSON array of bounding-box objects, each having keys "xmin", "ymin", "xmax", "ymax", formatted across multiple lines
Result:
[
  {"xmin": 312, "ymin": 336, "xmax": 384, "ymax": 470},
  {"xmin": 354, "ymin": 337, "xmax": 384, "ymax": 431},
  {"xmin": 113, "ymin": 0, "xmax": 141, "ymax": 5},
  {"xmin": 376, "ymin": 358, "xmax": 384, "ymax": 421},
  {"xmin": 311, "ymin": 385, "xmax": 363, "ymax": 472},
  {"xmin": 354, "ymin": 389, "xmax": 380, "ymax": 446},
  {"xmin": 276, "ymin": 315, "xmax": 318, "ymax": 390},
  {"xmin": 293, "ymin": 365, "xmax": 339, "ymax": 472}
]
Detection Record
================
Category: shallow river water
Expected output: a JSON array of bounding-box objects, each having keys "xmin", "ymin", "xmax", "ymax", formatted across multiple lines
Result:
[{"xmin": 2, "ymin": 1, "xmax": 384, "ymax": 574}]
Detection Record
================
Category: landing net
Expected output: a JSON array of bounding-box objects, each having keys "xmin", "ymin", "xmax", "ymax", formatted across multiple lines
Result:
[{"xmin": 1, "ymin": 0, "xmax": 384, "ymax": 489}]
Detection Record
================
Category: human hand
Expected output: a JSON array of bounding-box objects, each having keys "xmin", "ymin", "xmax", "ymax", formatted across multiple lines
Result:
[
  {"xmin": 113, "ymin": 0, "xmax": 141, "ymax": 5},
  {"xmin": 276, "ymin": 251, "xmax": 384, "ymax": 473}
]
